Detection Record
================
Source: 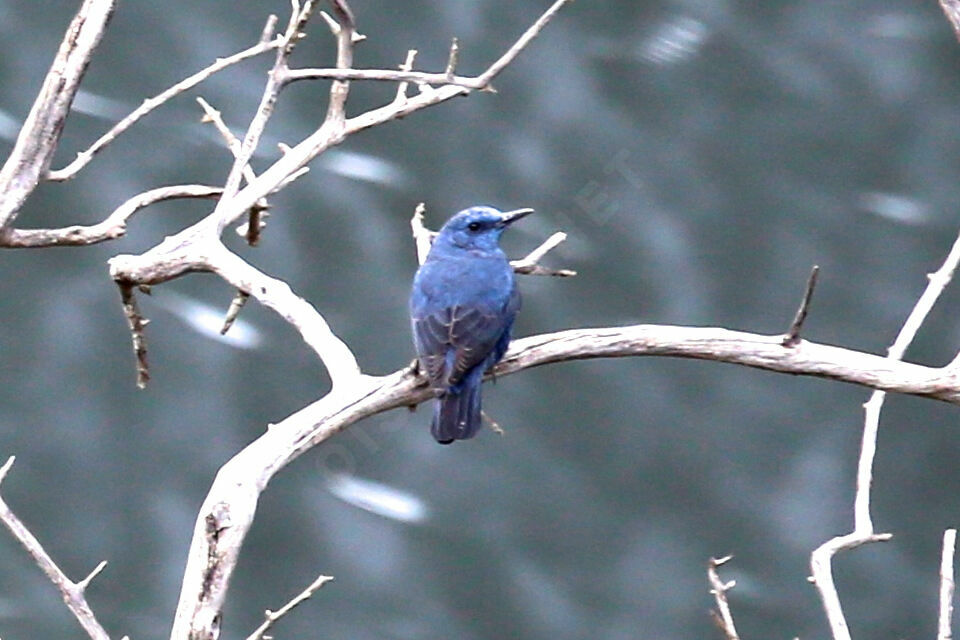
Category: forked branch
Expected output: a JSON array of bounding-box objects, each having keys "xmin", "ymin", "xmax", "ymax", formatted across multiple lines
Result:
[
  {"xmin": 0, "ymin": 457, "xmax": 119, "ymax": 640},
  {"xmin": 0, "ymin": 0, "xmax": 116, "ymax": 227},
  {"xmin": 809, "ymin": 225, "xmax": 960, "ymax": 639}
]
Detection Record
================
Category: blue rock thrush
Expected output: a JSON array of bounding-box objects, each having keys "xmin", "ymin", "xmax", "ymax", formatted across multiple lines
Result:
[{"xmin": 410, "ymin": 206, "xmax": 533, "ymax": 444}]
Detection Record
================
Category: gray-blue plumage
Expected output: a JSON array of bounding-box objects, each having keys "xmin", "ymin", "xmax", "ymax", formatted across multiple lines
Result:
[{"xmin": 410, "ymin": 206, "xmax": 532, "ymax": 443}]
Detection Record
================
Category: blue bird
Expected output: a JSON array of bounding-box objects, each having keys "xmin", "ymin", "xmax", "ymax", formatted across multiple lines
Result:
[{"xmin": 410, "ymin": 206, "xmax": 533, "ymax": 444}]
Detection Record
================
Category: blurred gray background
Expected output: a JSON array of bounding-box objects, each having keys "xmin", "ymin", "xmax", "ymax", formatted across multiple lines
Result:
[{"xmin": 2, "ymin": 0, "xmax": 960, "ymax": 638}]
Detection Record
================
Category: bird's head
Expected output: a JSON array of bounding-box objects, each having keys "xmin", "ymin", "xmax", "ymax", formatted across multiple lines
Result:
[{"xmin": 434, "ymin": 206, "xmax": 533, "ymax": 252}]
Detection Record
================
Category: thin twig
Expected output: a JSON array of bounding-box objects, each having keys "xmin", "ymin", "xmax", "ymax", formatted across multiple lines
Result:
[
  {"xmin": 810, "ymin": 227, "xmax": 960, "ymax": 640},
  {"xmin": 221, "ymin": 291, "xmax": 251, "ymax": 335},
  {"xmin": 445, "ymin": 37, "xmax": 460, "ymax": 79},
  {"xmin": 410, "ymin": 203, "xmax": 434, "ymax": 265},
  {"xmin": 245, "ymin": 574, "xmax": 333, "ymax": 640},
  {"xmin": 707, "ymin": 556, "xmax": 740, "ymax": 640},
  {"xmin": 0, "ymin": 184, "xmax": 222, "ymax": 248},
  {"xmin": 411, "ymin": 206, "xmax": 572, "ymax": 275},
  {"xmin": 47, "ymin": 35, "xmax": 284, "ymax": 182},
  {"xmin": 511, "ymin": 231, "xmax": 576, "ymax": 277},
  {"xmin": 283, "ymin": 66, "xmax": 495, "ymax": 89},
  {"xmin": 782, "ymin": 265, "xmax": 820, "ymax": 347},
  {"xmin": 322, "ymin": 0, "xmax": 356, "ymax": 127},
  {"xmin": 394, "ymin": 50, "xmax": 418, "ymax": 104},
  {"xmin": 0, "ymin": 457, "xmax": 114, "ymax": 640},
  {"xmin": 0, "ymin": 0, "xmax": 117, "ymax": 226},
  {"xmin": 940, "ymin": 529, "xmax": 957, "ymax": 640},
  {"xmin": 213, "ymin": 1, "xmax": 317, "ymax": 234},
  {"xmin": 260, "ymin": 14, "xmax": 279, "ymax": 44},
  {"xmin": 196, "ymin": 97, "xmax": 268, "ymax": 245},
  {"xmin": 117, "ymin": 282, "xmax": 150, "ymax": 389},
  {"xmin": 475, "ymin": 0, "xmax": 570, "ymax": 86},
  {"xmin": 283, "ymin": 0, "xmax": 572, "ymax": 92}
]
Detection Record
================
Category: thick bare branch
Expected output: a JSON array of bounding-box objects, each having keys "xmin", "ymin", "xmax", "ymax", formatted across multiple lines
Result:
[
  {"xmin": 207, "ymin": 246, "xmax": 362, "ymax": 386},
  {"xmin": 0, "ymin": 457, "xmax": 114, "ymax": 640},
  {"xmin": 171, "ymin": 320, "xmax": 960, "ymax": 639},
  {"xmin": 0, "ymin": 184, "xmax": 221, "ymax": 248},
  {"xmin": 0, "ymin": 0, "xmax": 116, "ymax": 226},
  {"xmin": 46, "ymin": 35, "xmax": 284, "ymax": 182}
]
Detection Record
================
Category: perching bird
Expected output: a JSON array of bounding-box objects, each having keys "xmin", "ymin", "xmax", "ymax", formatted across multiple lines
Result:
[{"xmin": 410, "ymin": 206, "xmax": 533, "ymax": 444}]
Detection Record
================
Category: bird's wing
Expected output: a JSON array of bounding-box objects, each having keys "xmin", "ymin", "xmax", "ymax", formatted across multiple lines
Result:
[
  {"xmin": 446, "ymin": 305, "xmax": 509, "ymax": 386},
  {"xmin": 412, "ymin": 299, "xmax": 515, "ymax": 389},
  {"xmin": 412, "ymin": 312, "xmax": 452, "ymax": 386}
]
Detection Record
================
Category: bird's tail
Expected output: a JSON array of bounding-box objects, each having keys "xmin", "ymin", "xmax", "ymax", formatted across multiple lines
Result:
[{"xmin": 431, "ymin": 378, "xmax": 483, "ymax": 444}]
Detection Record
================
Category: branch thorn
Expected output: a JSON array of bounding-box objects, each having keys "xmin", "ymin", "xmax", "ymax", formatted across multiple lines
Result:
[
  {"xmin": 782, "ymin": 264, "xmax": 820, "ymax": 347},
  {"xmin": 77, "ymin": 560, "xmax": 108, "ymax": 592}
]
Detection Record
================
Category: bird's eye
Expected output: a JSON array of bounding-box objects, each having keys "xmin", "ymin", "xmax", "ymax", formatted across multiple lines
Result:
[{"xmin": 467, "ymin": 222, "xmax": 481, "ymax": 232}]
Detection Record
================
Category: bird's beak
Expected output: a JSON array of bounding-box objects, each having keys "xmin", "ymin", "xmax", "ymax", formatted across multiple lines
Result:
[{"xmin": 498, "ymin": 208, "xmax": 534, "ymax": 226}]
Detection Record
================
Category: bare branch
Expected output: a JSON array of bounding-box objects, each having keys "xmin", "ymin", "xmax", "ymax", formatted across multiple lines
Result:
[
  {"xmin": 196, "ymin": 97, "xmax": 268, "ymax": 245},
  {"xmin": 221, "ymin": 291, "xmax": 250, "ymax": 335},
  {"xmin": 47, "ymin": 35, "xmax": 284, "ymax": 182},
  {"xmin": 321, "ymin": 0, "xmax": 356, "ymax": 128},
  {"xmin": 77, "ymin": 560, "xmax": 108, "ymax": 592},
  {"xmin": 411, "ymin": 205, "xmax": 573, "ymax": 275},
  {"xmin": 940, "ymin": 528, "xmax": 957, "ymax": 640},
  {"xmin": 0, "ymin": 184, "xmax": 221, "ymax": 248},
  {"xmin": 810, "ymin": 226, "xmax": 960, "ymax": 639},
  {"xmin": 117, "ymin": 281, "xmax": 151, "ymax": 389},
  {"xmin": 282, "ymin": 0, "xmax": 573, "ymax": 92},
  {"xmin": 475, "ymin": 0, "xmax": 570, "ymax": 86},
  {"xmin": 212, "ymin": 1, "xmax": 317, "ymax": 234},
  {"xmin": 171, "ymin": 319, "xmax": 960, "ymax": 639},
  {"xmin": 782, "ymin": 265, "xmax": 819, "ymax": 347},
  {"xmin": 259, "ymin": 14, "xmax": 279, "ymax": 44},
  {"xmin": 115, "ymin": 0, "xmax": 571, "ymax": 249},
  {"xmin": 0, "ymin": 457, "xmax": 114, "ymax": 640},
  {"xmin": 410, "ymin": 203, "xmax": 434, "ymax": 265},
  {"xmin": 394, "ymin": 50, "xmax": 419, "ymax": 104},
  {"xmin": 245, "ymin": 574, "xmax": 334, "ymax": 640},
  {"xmin": 283, "ymin": 66, "xmax": 492, "ymax": 89},
  {"xmin": 707, "ymin": 556, "xmax": 740, "ymax": 640},
  {"xmin": 511, "ymin": 231, "xmax": 576, "ymax": 277},
  {"xmin": 207, "ymin": 247, "xmax": 362, "ymax": 386},
  {"xmin": 445, "ymin": 37, "xmax": 460, "ymax": 79},
  {"xmin": 0, "ymin": 0, "xmax": 116, "ymax": 226}
]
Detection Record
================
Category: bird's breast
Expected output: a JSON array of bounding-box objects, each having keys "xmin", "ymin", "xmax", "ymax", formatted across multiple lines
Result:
[{"xmin": 412, "ymin": 253, "xmax": 515, "ymax": 312}]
